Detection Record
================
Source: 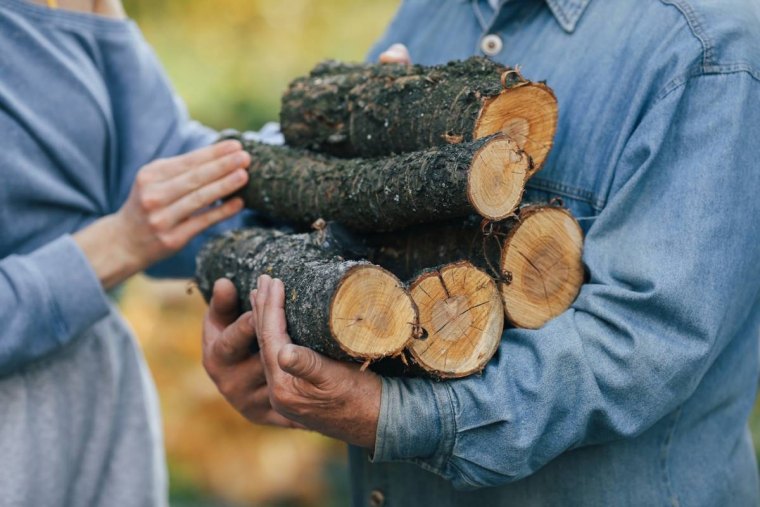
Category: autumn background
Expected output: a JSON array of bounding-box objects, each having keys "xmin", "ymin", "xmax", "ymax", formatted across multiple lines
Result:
[{"xmin": 118, "ymin": 1, "xmax": 760, "ymax": 506}]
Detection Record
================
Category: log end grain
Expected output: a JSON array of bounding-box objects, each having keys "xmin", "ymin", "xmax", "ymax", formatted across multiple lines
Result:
[
  {"xmin": 330, "ymin": 265, "xmax": 418, "ymax": 359},
  {"xmin": 474, "ymin": 83, "xmax": 558, "ymax": 174},
  {"xmin": 500, "ymin": 206, "xmax": 584, "ymax": 329},
  {"xmin": 408, "ymin": 262, "xmax": 504, "ymax": 378},
  {"xmin": 467, "ymin": 135, "xmax": 529, "ymax": 221}
]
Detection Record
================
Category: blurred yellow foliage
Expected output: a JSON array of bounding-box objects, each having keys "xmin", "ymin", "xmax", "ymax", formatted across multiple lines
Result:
[
  {"xmin": 119, "ymin": 1, "xmax": 399, "ymax": 505},
  {"xmin": 126, "ymin": 0, "xmax": 400, "ymax": 130}
]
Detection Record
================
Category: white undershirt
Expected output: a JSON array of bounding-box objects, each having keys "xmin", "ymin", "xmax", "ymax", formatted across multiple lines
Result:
[{"xmin": 488, "ymin": 0, "xmax": 500, "ymax": 11}]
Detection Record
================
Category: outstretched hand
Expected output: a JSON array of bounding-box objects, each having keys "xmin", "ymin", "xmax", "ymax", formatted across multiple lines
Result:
[
  {"xmin": 202, "ymin": 276, "xmax": 382, "ymax": 450},
  {"xmin": 75, "ymin": 141, "xmax": 250, "ymax": 289}
]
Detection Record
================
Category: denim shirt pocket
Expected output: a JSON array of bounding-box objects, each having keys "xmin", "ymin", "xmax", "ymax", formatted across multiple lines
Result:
[{"xmin": 524, "ymin": 176, "xmax": 603, "ymax": 235}]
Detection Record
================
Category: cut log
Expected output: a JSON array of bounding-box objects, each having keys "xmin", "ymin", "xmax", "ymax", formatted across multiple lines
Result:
[
  {"xmin": 408, "ymin": 262, "xmax": 504, "ymax": 378},
  {"xmin": 280, "ymin": 56, "xmax": 558, "ymax": 171},
  {"xmin": 229, "ymin": 130, "xmax": 529, "ymax": 231},
  {"xmin": 195, "ymin": 228, "xmax": 419, "ymax": 361},
  {"xmin": 499, "ymin": 205, "xmax": 584, "ymax": 329}
]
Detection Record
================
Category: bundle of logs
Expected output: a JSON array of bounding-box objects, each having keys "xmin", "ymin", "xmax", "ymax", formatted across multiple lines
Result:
[{"xmin": 196, "ymin": 56, "xmax": 585, "ymax": 379}]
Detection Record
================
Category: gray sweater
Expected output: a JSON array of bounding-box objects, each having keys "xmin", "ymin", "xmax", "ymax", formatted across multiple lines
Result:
[{"xmin": 0, "ymin": 1, "xmax": 247, "ymax": 504}]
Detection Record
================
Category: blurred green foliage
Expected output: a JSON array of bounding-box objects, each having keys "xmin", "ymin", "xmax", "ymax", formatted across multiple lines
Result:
[{"xmin": 124, "ymin": 0, "xmax": 399, "ymax": 131}]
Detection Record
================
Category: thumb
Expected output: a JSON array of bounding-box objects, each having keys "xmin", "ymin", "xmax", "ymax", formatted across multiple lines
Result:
[
  {"xmin": 208, "ymin": 278, "xmax": 240, "ymax": 326},
  {"xmin": 278, "ymin": 344, "xmax": 328, "ymax": 385}
]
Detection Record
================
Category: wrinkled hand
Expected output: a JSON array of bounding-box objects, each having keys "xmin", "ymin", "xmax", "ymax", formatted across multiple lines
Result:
[
  {"xmin": 75, "ymin": 141, "xmax": 250, "ymax": 288},
  {"xmin": 202, "ymin": 279, "xmax": 299, "ymax": 428},
  {"xmin": 251, "ymin": 275, "xmax": 382, "ymax": 449},
  {"xmin": 201, "ymin": 276, "xmax": 382, "ymax": 449},
  {"xmin": 379, "ymin": 43, "xmax": 412, "ymax": 64}
]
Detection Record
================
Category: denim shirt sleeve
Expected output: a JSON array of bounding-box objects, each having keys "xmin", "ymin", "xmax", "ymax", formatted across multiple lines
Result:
[
  {"xmin": 0, "ymin": 235, "xmax": 111, "ymax": 376},
  {"xmin": 373, "ymin": 70, "xmax": 760, "ymax": 489}
]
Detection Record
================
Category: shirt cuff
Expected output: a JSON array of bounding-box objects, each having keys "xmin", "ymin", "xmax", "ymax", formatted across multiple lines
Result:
[
  {"xmin": 21, "ymin": 234, "xmax": 111, "ymax": 343},
  {"xmin": 372, "ymin": 375, "xmax": 457, "ymax": 474}
]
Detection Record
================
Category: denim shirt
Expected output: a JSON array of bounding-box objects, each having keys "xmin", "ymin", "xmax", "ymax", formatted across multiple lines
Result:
[{"xmin": 350, "ymin": 1, "xmax": 760, "ymax": 505}]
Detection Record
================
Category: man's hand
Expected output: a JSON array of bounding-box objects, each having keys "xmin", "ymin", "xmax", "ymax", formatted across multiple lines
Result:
[
  {"xmin": 251, "ymin": 275, "xmax": 382, "ymax": 449},
  {"xmin": 202, "ymin": 279, "xmax": 298, "ymax": 428}
]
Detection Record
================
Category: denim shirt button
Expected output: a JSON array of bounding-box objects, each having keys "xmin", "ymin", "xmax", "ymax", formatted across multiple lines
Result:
[
  {"xmin": 369, "ymin": 489, "xmax": 385, "ymax": 507},
  {"xmin": 480, "ymin": 34, "xmax": 503, "ymax": 55}
]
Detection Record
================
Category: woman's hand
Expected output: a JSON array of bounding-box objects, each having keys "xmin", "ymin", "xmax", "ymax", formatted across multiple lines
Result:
[{"xmin": 74, "ymin": 140, "xmax": 250, "ymax": 289}]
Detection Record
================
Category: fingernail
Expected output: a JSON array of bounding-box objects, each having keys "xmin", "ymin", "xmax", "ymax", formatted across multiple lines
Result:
[
  {"xmin": 235, "ymin": 152, "xmax": 249, "ymax": 165},
  {"xmin": 234, "ymin": 168, "xmax": 248, "ymax": 182}
]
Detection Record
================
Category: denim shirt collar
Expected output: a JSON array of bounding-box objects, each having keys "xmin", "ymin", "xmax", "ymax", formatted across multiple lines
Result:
[
  {"xmin": 464, "ymin": 0, "xmax": 592, "ymax": 33},
  {"xmin": 544, "ymin": 0, "xmax": 592, "ymax": 32}
]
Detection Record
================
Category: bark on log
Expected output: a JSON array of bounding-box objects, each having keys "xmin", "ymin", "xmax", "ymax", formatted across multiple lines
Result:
[
  {"xmin": 229, "ymin": 131, "xmax": 529, "ymax": 231},
  {"xmin": 280, "ymin": 56, "xmax": 558, "ymax": 171},
  {"xmin": 195, "ymin": 228, "xmax": 419, "ymax": 361},
  {"xmin": 407, "ymin": 262, "xmax": 503, "ymax": 378}
]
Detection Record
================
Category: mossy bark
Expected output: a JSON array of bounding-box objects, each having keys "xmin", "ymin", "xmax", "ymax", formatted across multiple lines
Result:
[
  {"xmin": 280, "ymin": 56, "xmax": 525, "ymax": 157},
  {"xmin": 195, "ymin": 228, "xmax": 372, "ymax": 361},
  {"xmin": 229, "ymin": 131, "xmax": 517, "ymax": 231}
]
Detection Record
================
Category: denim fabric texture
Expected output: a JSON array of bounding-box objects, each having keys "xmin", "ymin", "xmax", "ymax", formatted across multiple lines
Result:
[{"xmin": 351, "ymin": 1, "xmax": 760, "ymax": 505}]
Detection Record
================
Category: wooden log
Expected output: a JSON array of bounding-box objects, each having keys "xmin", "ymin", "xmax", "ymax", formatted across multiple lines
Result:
[
  {"xmin": 226, "ymin": 130, "xmax": 529, "ymax": 232},
  {"xmin": 407, "ymin": 262, "xmax": 504, "ymax": 379},
  {"xmin": 498, "ymin": 205, "xmax": 585, "ymax": 329},
  {"xmin": 280, "ymin": 56, "xmax": 558, "ymax": 171},
  {"xmin": 195, "ymin": 228, "xmax": 419, "ymax": 361}
]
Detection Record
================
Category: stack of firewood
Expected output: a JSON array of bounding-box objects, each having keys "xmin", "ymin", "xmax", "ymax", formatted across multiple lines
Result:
[{"xmin": 196, "ymin": 57, "xmax": 584, "ymax": 379}]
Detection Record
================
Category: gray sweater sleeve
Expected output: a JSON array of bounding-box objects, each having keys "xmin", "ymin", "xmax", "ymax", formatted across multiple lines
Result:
[{"xmin": 0, "ymin": 236, "xmax": 110, "ymax": 376}]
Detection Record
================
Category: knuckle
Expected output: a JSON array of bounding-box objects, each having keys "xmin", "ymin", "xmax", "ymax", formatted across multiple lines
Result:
[
  {"xmin": 134, "ymin": 170, "xmax": 153, "ymax": 189},
  {"xmin": 270, "ymin": 386, "xmax": 295, "ymax": 412},
  {"xmin": 300, "ymin": 352, "xmax": 320, "ymax": 378},
  {"xmin": 213, "ymin": 337, "xmax": 238, "ymax": 362},
  {"xmin": 147, "ymin": 214, "xmax": 166, "ymax": 232},
  {"xmin": 139, "ymin": 192, "xmax": 160, "ymax": 211}
]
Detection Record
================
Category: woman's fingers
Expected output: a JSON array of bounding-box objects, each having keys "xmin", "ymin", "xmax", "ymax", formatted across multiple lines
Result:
[
  {"xmin": 156, "ymin": 167, "xmax": 249, "ymax": 228},
  {"xmin": 148, "ymin": 140, "xmax": 245, "ymax": 182},
  {"xmin": 150, "ymin": 150, "xmax": 250, "ymax": 207}
]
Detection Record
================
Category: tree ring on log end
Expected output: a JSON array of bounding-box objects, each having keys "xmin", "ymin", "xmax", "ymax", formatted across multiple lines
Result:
[
  {"xmin": 500, "ymin": 207, "xmax": 584, "ymax": 329},
  {"xmin": 474, "ymin": 84, "xmax": 558, "ymax": 174},
  {"xmin": 467, "ymin": 135, "xmax": 529, "ymax": 221},
  {"xmin": 329, "ymin": 265, "xmax": 418, "ymax": 359},
  {"xmin": 408, "ymin": 262, "xmax": 504, "ymax": 379}
]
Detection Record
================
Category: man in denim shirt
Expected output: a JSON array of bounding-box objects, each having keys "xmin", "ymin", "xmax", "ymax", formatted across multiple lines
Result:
[{"xmin": 202, "ymin": 0, "xmax": 760, "ymax": 505}]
